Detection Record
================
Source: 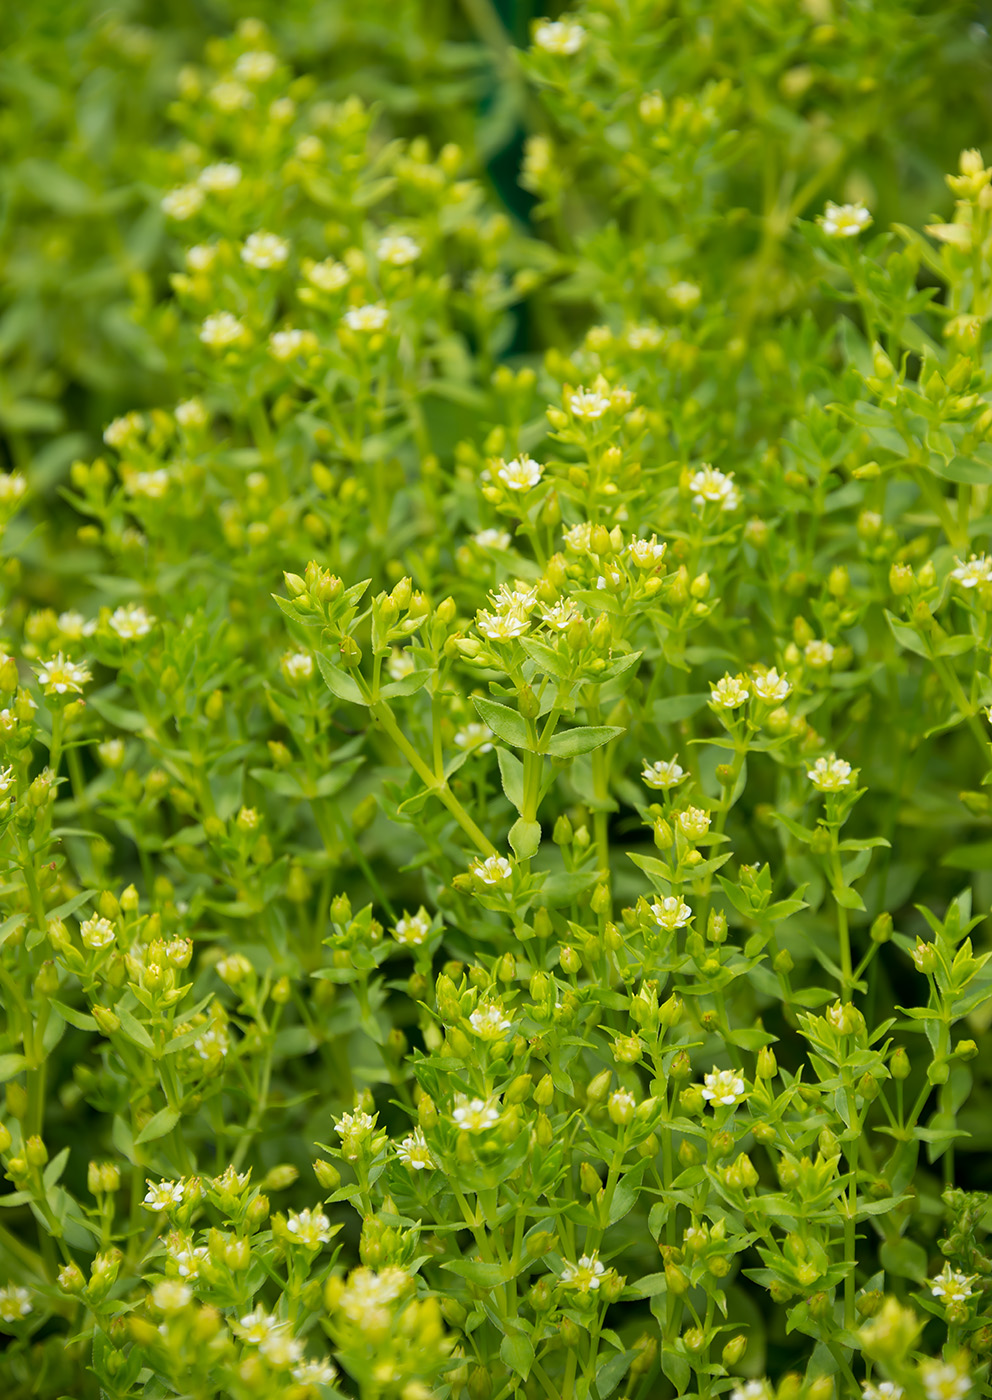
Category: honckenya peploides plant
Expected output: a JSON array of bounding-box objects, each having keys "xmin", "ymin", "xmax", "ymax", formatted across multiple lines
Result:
[{"xmin": 3, "ymin": 6, "xmax": 992, "ymax": 1400}]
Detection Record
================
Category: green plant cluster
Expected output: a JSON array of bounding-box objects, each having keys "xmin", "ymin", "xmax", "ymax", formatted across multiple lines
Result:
[{"xmin": 3, "ymin": 5, "xmax": 992, "ymax": 1400}]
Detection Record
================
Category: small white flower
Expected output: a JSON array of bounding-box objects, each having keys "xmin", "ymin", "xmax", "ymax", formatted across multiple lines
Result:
[
  {"xmin": 541, "ymin": 598, "xmax": 580, "ymax": 631},
  {"xmin": 175, "ymin": 398, "xmax": 208, "ymax": 429},
  {"xmin": 626, "ymin": 325, "xmax": 664, "ymax": 350},
  {"xmin": 560, "ymin": 1253, "xmax": 605, "ymax": 1291},
  {"xmin": 454, "ymin": 722, "xmax": 494, "ymax": 754},
  {"xmin": 710, "ymin": 674, "xmax": 749, "ymax": 708},
  {"xmin": 237, "ymin": 1306, "xmax": 282, "ymax": 1345},
  {"xmin": 234, "ymin": 50, "xmax": 278, "ymax": 83},
  {"xmin": 199, "ymin": 312, "xmax": 246, "ymax": 349},
  {"xmin": 497, "ymin": 455, "xmax": 544, "ymax": 492},
  {"xmin": 667, "ymin": 280, "xmax": 701, "ymax": 310},
  {"xmin": 642, "ymin": 756, "xmax": 685, "ymax": 790},
  {"xmin": 651, "ymin": 895, "xmax": 692, "ymax": 930},
  {"xmin": 0, "ymin": 766, "xmax": 14, "ymax": 796},
  {"xmin": 161, "ymin": 185, "xmax": 204, "ymax": 220},
  {"xmin": 282, "ymin": 650, "xmax": 314, "ymax": 684},
  {"xmin": 689, "ymin": 464, "xmax": 739, "ymax": 511},
  {"xmin": 377, "ymin": 234, "xmax": 421, "ymax": 266},
  {"xmin": 103, "ymin": 412, "xmax": 143, "ymax": 448},
  {"xmin": 819, "ymin": 200, "xmax": 872, "ymax": 238},
  {"xmin": 396, "ymin": 1126, "xmax": 435, "ymax": 1171},
  {"xmin": 198, "ymin": 161, "xmax": 242, "ymax": 191},
  {"xmin": 36, "ymin": 653, "xmax": 91, "ymax": 696},
  {"xmin": 675, "ymin": 806, "xmax": 710, "ymax": 840},
  {"xmin": 393, "ymin": 907, "xmax": 432, "ymax": 946},
  {"xmin": 469, "ymin": 1001, "xmax": 512, "ymax": 1039},
  {"xmin": 128, "ymin": 468, "xmax": 171, "ymax": 498},
  {"xmin": 862, "ymin": 1382, "xmax": 903, "ymax": 1400},
  {"xmin": 286, "ymin": 1207, "xmax": 333, "ymax": 1249},
  {"xmin": 804, "ymin": 639, "xmax": 835, "ymax": 669},
  {"xmin": 269, "ymin": 328, "xmax": 317, "ymax": 361},
  {"xmin": 304, "ymin": 258, "xmax": 350, "ymax": 292},
  {"xmin": 752, "ymin": 667, "xmax": 791, "ymax": 702},
  {"xmin": 208, "ymin": 80, "xmax": 252, "ymax": 112},
  {"xmin": 0, "ymin": 1285, "xmax": 32, "ymax": 1322},
  {"xmin": 108, "ymin": 604, "xmax": 155, "ymax": 640},
  {"xmin": 452, "ymin": 1095, "xmax": 500, "ymax": 1131},
  {"xmin": 194, "ymin": 1026, "xmax": 229, "ymax": 1060},
  {"xmin": 334, "ymin": 1110, "xmax": 378, "ymax": 1160},
  {"xmin": 153, "ymin": 1279, "xmax": 192, "ymax": 1312},
  {"xmin": 260, "ymin": 1332, "xmax": 304, "ymax": 1367},
  {"xmin": 57, "ymin": 610, "xmax": 95, "ymax": 640},
  {"xmin": 343, "ymin": 304, "xmax": 389, "ymax": 333},
  {"xmin": 0, "ymin": 472, "xmax": 27, "ymax": 506},
  {"xmin": 143, "ymin": 1179, "xmax": 185, "ymax": 1212},
  {"xmin": 471, "ymin": 854, "xmax": 513, "ymax": 885},
  {"xmin": 807, "ymin": 753, "xmax": 854, "ymax": 792},
  {"xmin": 387, "ymin": 648, "xmax": 416, "ymax": 682},
  {"xmin": 920, "ymin": 1360, "xmax": 970, "ymax": 1400},
  {"xmin": 166, "ymin": 1231, "xmax": 208, "ymax": 1278},
  {"xmin": 242, "ymin": 231, "xmax": 290, "ymax": 269},
  {"xmin": 701, "ymin": 1067, "xmax": 747, "ymax": 1107},
  {"xmin": 476, "ymin": 606, "xmax": 529, "ymax": 641},
  {"xmin": 627, "ymin": 534, "xmax": 667, "ymax": 567},
  {"xmin": 730, "ymin": 1384, "xmax": 772, "ymax": 1400},
  {"xmin": 568, "ymin": 388, "xmax": 612, "ymax": 420},
  {"xmin": 951, "ymin": 553, "xmax": 992, "ymax": 588},
  {"xmin": 474, "ymin": 528, "xmax": 511, "ymax": 551},
  {"xmin": 563, "ymin": 521, "xmax": 594, "ymax": 552},
  {"xmin": 80, "ymin": 916, "xmax": 115, "ymax": 950},
  {"xmin": 930, "ymin": 1262, "xmax": 977, "ymax": 1304},
  {"xmin": 534, "ymin": 19, "xmax": 586, "ymax": 54},
  {"xmin": 185, "ymin": 244, "xmax": 216, "ymax": 272},
  {"xmin": 292, "ymin": 1358, "xmax": 338, "ymax": 1386}
]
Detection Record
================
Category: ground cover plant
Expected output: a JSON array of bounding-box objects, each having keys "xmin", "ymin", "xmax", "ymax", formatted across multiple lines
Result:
[{"xmin": 4, "ymin": 3, "xmax": 992, "ymax": 1398}]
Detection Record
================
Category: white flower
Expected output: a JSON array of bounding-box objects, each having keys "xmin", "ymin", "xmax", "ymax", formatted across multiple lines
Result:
[
  {"xmin": 281, "ymin": 649, "xmax": 314, "ymax": 684},
  {"xmin": 710, "ymin": 674, "xmax": 749, "ymax": 708},
  {"xmin": 296, "ymin": 135, "xmax": 324, "ymax": 161},
  {"xmin": 186, "ymin": 244, "xmax": 216, "ymax": 272},
  {"xmin": 702, "ymin": 1067, "xmax": 747, "ymax": 1106},
  {"xmin": 752, "ymin": 667, "xmax": 791, "ymax": 702},
  {"xmin": 454, "ymin": 722, "xmax": 494, "ymax": 754},
  {"xmin": 175, "ymin": 398, "xmax": 208, "ymax": 429},
  {"xmin": 153, "ymin": 1279, "xmax": 192, "ymax": 1312},
  {"xmin": 609, "ymin": 1088, "xmax": 637, "ymax": 1123},
  {"xmin": 334, "ymin": 1110, "xmax": 377, "ymax": 1159},
  {"xmin": 161, "ymin": 185, "xmax": 204, "ymax": 220},
  {"xmin": 384, "ymin": 648, "xmax": 414, "ymax": 682},
  {"xmin": 80, "ymin": 916, "xmax": 115, "ymax": 950},
  {"xmin": 560, "ymin": 1253, "xmax": 605, "ymax": 1291},
  {"xmin": 36, "ymin": 653, "xmax": 91, "ymax": 696},
  {"xmin": 270, "ymin": 328, "xmax": 317, "ymax": 361},
  {"xmin": 568, "ymin": 388, "xmax": 612, "ymax": 420},
  {"xmin": 642, "ymin": 756, "xmax": 685, "ymax": 790},
  {"xmin": 199, "ymin": 312, "xmax": 246, "ymax": 348},
  {"xmin": 534, "ymin": 19, "xmax": 586, "ymax": 54},
  {"xmin": 143, "ymin": 1179, "xmax": 185, "ymax": 1212},
  {"xmin": 731, "ymin": 1385, "xmax": 772, "ymax": 1400},
  {"xmin": 335, "ymin": 1266, "xmax": 410, "ymax": 1331},
  {"xmin": 393, "ymin": 907, "xmax": 432, "ymax": 946},
  {"xmin": 626, "ymin": 324, "xmax": 664, "ymax": 350},
  {"xmin": 234, "ymin": 50, "xmax": 278, "ymax": 83},
  {"xmin": 396, "ymin": 1127, "xmax": 435, "ymax": 1170},
  {"xmin": 676, "ymin": 806, "xmax": 710, "ymax": 839},
  {"xmin": 667, "ymin": 280, "xmax": 701, "ymax": 310},
  {"xmin": 242, "ymin": 231, "xmax": 290, "ymax": 269},
  {"xmin": 377, "ymin": 234, "xmax": 421, "ymax": 266},
  {"xmin": 165, "ymin": 1231, "xmax": 208, "ymax": 1277},
  {"xmin": 260, "ymin": 1332, "xmax": 304, "ymax": 1367},
  {"xmin": 541, "ymin": 598, "xmax": 580, "ymax": 631},
  {"xmin": 0, "ymin": 472, "xmax": 27, "ymax": 505},
  {"xmin": 689, "ymin": 464, "xmax": 739, "ymax": 511},
  {"xmin": 804, "ymin": 639, "xmax": 834, "ymax": 669},
  {"xmin": 0, "ymin": 1286, "xmax": 32, "ymax": 1322},
  {"xmin": 208, "ymin": 80, "xmax": 252, "ymax": 112},
  {"xmin": 930, "ymin": 1263, "xmax": 977, "ymax": 1303},
  {"xmin": 286, "ymin": 1208, "xmax": 333, "ymax": 1249},
  {"xmin": 108, "ymin": 604, "xmax": 155, "ymax": 640},
  {"xmin": 103, "ymin": 412, "xmax": 143, "ymax": 448},
  {"xmin": 474, "ymin": 528, "xmax": 511, "ymax": 550},
  {"xmin": 476, "ymin": 605, "xmax": 529, "ymax": 641},
  {"xmin": 128, "ymin": 468, "xmax": 171, "ymax": 498},
  {"xmin": 497, "ymin": 455, "xmax": 544, "ymax": 491},
  {"xmin": 469, "ymin": 1001, "xmax": 512, "ymax": 1039},
  {"xmin": 651, "ymin": 895, "xmax": 692, "ymax": 931},
  {"xmin": 237, "ymin": 1306, "xmax": 282, "ymax": 1345},
  {"xmin": 807, "ymin": 754, "xmax": 854, "ymax": 792},
  {"xmin": 563, "ymin": 521, "xmax": 594, "ymax": 552},
  {"xmin": 627, "ymin": 534, "xmax": 667, "ymax": 567},
  {"xmin": 57, "ymin": 611, "xmax": 95, "ymax": 640},
  {"xmin": 951, "ymin": 553, "xmax": 992, "ymax": 588},
  {"xmin": 343, "ymin": 304, "xmax": 389, "ymax": 333},
  {"xmin": 819, "ymin": 200, "xmax": 872, "ymax": 237},
  {"xmin": 452, "ymin": 1095, "xmax": 500, "ymax": 1131},
  {"xmin": 304, "ymin": 258, "xmax": 350, "ymax": 292},
  {"xmin": 862, "ymin": 1383, "xmax": 903, "ymax": 1400},
  {"xmin": 194, "ymin": 1026, "xmax": 229, "ymax": 1060},
  {"xmin": 292, "ymin": 1358, "xmax": 338, "ymax": 1386},
  {"xmin": 920, "ymin": 1360, "xmax": 970, "ymax": 1400},
  {"xmin": 198, "ymin": 161, "xmax": 242, "ymax": 191},
  {"xmin": 471, "ymin": 854, "xmax": 513, "ymax": 885},
  {"xmin": 0, "ymin": 766, "xmax": 14, "ymax": 796}
]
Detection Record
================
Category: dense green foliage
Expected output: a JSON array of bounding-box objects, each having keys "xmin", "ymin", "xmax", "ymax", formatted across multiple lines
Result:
[{"xmin": 3, "ymin": 4, "xmax": 992, "ymax": 1399}]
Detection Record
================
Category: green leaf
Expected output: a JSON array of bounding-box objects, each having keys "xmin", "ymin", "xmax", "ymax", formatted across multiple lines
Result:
[
  {"xmin": 497, "ymin": 748, "xmax": 524, "ymax": 813},
  {"xmin": 0, "ymin": 1053, "xmax": 27, "ymax": 1083},
  {"xmin": 508, "ymin": 817, "xmax": 541, "ymax": 861},
  {"xmin": 115, "ymin": 1005, "xmax": 154, "ymax": 1052},
  {"xmin": 379, "ymin": 669, "xmax": 432, "ymax": 698},
  {"xmin": 500, "ymin": 1331, "xmax": 535, "ymax": 1380},
  {"xmin": 832, "ymin": 885, "xmax": 866, "ymax": 911},
  {"xmin": 440, "ymin": 1258, "xmax": 511, "ymax": 1287},
  {"xmin": 931, "ymin": 456, "xmax": 992, "ymax": 486},
  {"xmin": 621, "ymin": 1271, "xmax": 668, "ymax": 1300},
  {"xmin": 884, "ymin": 610, "xmax": 931, "ymax": 659},
  {"xmin": 473, "ymin": 697, "xmax": 530, "ymax": 750},
  {"xmin": 316, "ymin": 653, "xmax": 366, "ymax": 705},
  {"xmin": 653, "ymin": 693, "xmax": 708, "ymax": 724},
  {"xmin": 519, "ymin": 636, "xmax": 571, "ymax": 680},
  {"xmin": 135, "ymin": 1106, "xmax": 181, "ymax": 1145},
  {"xmin": 879, "ymin": 1236, "xmax": 927, "ymax": 1283},
  {"xmin": 547, "ymin": 724, "xmax": 625, "ymax": 758}
]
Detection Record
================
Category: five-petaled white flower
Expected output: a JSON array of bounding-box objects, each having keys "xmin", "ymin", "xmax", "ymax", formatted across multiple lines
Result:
[
  {"xmin": 951, "ymin": 553, "xmax": 992, "ymax": 588},
  {"xmin": 804, "ymin": 639, "xmax": 835, "ymax": 669},
  {"xmin": 560, "ymin": 1253, "xmax": 605, "ymax": 1291},
  {"xmin": 807, "ymin": 754, "xmax": 853, "ymax": 792},
  {"xmin": 818, "ymin": 200, "xmax": 872, "ymax": 238},
  {"xmin": 396, "ymin": 1126, "xmax": 436, "ymax": 1170},
  {"xmin": 702, "ymin": 1067, "xmax": 747, "ymax": 1107},
  {"xmin": 200, "ymin": 312, "xmax": 246, "ymax": 349},
  {"xmin": 474, "ymin": 528, "xmax": 511, "ymax": 551},
  {"xmin": 393, "ymin": 907, "xmax": 432, "ymax": 945},
  {"xmin": 282, "ymin": 650, "xmax": 314, "ymax": 684},
  {"xmin": 730, "ymin": 1384, "xmax": 771, "ymax": 1400},
  {"xmin": 710, "ymin": 674, "xmax": 749, "ymax": 708},
  {"xmin": 198, "ymin": 161, "xmax": 242, "ymax": 191},
  {"xmin": 568, "ymin": 388, "xmax": 612, "ymax": 420},
  {"xmin": 234, "ymin": 50, "xmax": 278, "ymax": 83},
  {"xmin": 476, "ymin": 605, "xmax": 529, "ymax": 641},
  {"xmin": 454, "ymin": 722, "xmax": 494, "ymax": 754},
  {"xmin": 534, "ymin": 20, "xmax": 586, "ymax": 55},
  {"xmin": 286, "ymin": 1208, "xmax": 333, "ymax": 1249},
  {"xmin": 343, "ymin": 304, "xmax": 389, "ymax": 333},
  {"xmin": 109, "ymin": 604, "xmax": 155, "ymax": 640},
  {"xmin": 304, "ymin": 258, "xmax": 350, "ymax": 291},
  {"xmin": 469, "ymin": 1001, "xmax": 513, "ymax": 1039},
  {"xmin": 292, "ymin": 1358, "xmax": 339, "ymax": 1386},
  {"xmin": 471, "ymin": 854, "xmax": 513, "ymax": 885},
  {"xmin": 452, "ymin": 1095, "xmax": 500, "ymax": 1131},
  {"xmin": 241, "ymin": 231, "xmax": 290, "ymax": 269},
  {"xmin": 0, "ymin": 1286, "xmax": 32, "ymax": 1322},
  {"xmin": 36, "ymin": 653, "xmax": 91, "ymax": 696},
  {"xmin": 642, "ymin": 756, "xmax": 685, "ymax": 790},
  {"xmin": 377, "ymin": 234, "xmax": 421, "ymax": 266},
  {"xmin": 676, "ymin": 806, "xmax": 711, "ymax": 840},
  {"xmin": 627, "ymin": 534, "xmax": 667, "ymax": 567},
  {"xmin": 0, "ymin": 472, "xmax": 27, "ymax": 505},
  {"xmin": 270, "ymin": 328, "xmax": 318, "ymax": 361},
  {"xmin": 752, "ymin": 667, "xmax": 791, "ymax": 702},
  {"xmin": 497, "ymin": 456, "xmax": 544, "ymax": 492},
  {"xmin": 689, "ymin": 464, "xmax": 739, "ymax": 511},
  {"xmin": 920, "ymin": 1359, "xmax": 970, "ymax": 1400},
  {"xmin": 161, "ymin": 185, "xmax": 204, "ymax": 220},
  {"xmin": 862, "ymin": 1383, "xmax": 903, "ymax": 1400},
  {"xmin": 143, "ymin": 1179, "xmax": 186, "ymax": 1212},
  {"xmin": 930, "ymin": 1263, "xmax": 977, "ymax": 1304},
  {"xmin": 651, "ymin": 895, "xmax": 692, "ymax": 930},
  {"xmin": 80, "ymin": 916, "xmax": 115, "ymax": 950}
]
